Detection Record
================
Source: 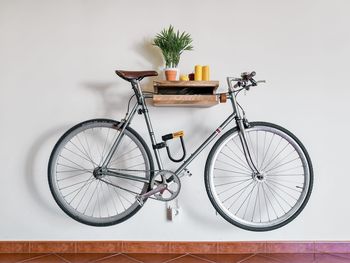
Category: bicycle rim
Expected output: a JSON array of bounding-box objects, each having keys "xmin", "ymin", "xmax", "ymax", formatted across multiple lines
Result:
[{"xmin": 205, "ymin": 122, "xmax": 313, "ymax": 231}]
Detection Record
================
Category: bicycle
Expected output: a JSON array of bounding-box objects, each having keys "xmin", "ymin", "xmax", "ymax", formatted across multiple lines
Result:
[{"xmin": 48, "ymin": 70, "xmax": 313, "ymax": 231}]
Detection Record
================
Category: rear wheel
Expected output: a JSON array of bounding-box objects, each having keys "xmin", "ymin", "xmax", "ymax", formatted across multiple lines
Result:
[
  {"xmin": 48, "ymin": 119, "xmax": 154, "ymax": 226},
  {"xmin": 205, "ymin": 122, "xmax": 313, "ymax": 231}
]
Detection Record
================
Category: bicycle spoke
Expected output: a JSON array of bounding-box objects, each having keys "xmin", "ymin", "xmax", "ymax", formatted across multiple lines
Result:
[
  {"xmin": 59, "ymin": 177, "xmax": 95, "ymax": 191},
  {"xmin": 75, "ymin": 178, "xmax": 95, "ymax": 210},
  {"xmin": 91, "ymin": 128, "xmax": 103, "ymax": 167},
  {"xmin": 223, "ymin": 180, "xmax": 254, "ymax": 204},
  {"xmin": 58, "ymin": 170, "xmax": 92, "ymax": 181},
  {"xmin": 99, "ymin": 127, "xmax": 111, "ymax": 166},
  {"xmin": 215, "ymin": 178, "xmax": 252, "ymax": 187},
  {"xmin": 214, "ymin": 167, "xmax": 251, "ymax": 176},
  {"xmin": 232, "ymin": 138, "xmax": 245, "ymax": 156},
  {"xmin": 220, "ymin": 152, "xmax": 252, "ymax": 173},
  {"xmin": 56, "ymin": 165, "xmax": 92, "ymax": 173},
  {"xmin": 259, "ymin": 133, "xmax": 275, "ymax": 170},
  {"xmin": 111, "ymin": 153, "xmax": 143, "ymax": 166},
  {"xmin": 106, "ymin": 182, "xmax": 119, "ymax": 215},
  {"xmin": 83, "ymin": 131, "xmax": 94, "ymax": 164},
  {"xmin": 262, "ymin": 182, "xmax": 278, "ymax": 219},
  {"xmin": 266, "ymin": 178, "xmax": 303, "ymax": 193},
  {"xmin": 264, "ymin": 182, "xmax": 287, "ymax": 214},
  {"xmin": 265, "ymin": 182, "xmax": 292, "ymax": 210},
  {"xmin": 268, "ymin": 173, "xmax": 304, "ymax": 177},
  {"xmin": 83, "ymin": 180, "xmax": 99, "ymax": 215},
  {"xmin": 236, "ymin": 182, "xmax": 257, "ymax": 218},
  {"xmin": 261, "ymin": 137, "xmax": 283, "ymax": 171},
  {"xmin": 108, "ymin": 139, "xmax": 135, "ymax": 165},
  {"xmin": 263, "ymin": 142, "xmax": 290, "ymax": 172},
  {"xmin": 262, "ymin": 183, "xmax": 271, "ymax": 222},
  {"xmin": 228, "ymin": 181, "xmax": 255, "ymax": 210},
  {"xmin": 265, "ymin": 157, "xmax": 301, "ymax": 173},
  {"xmin": 59, "ymin": 155, "xmax": 90, "ymax": 172},
  {"xmin": 75, "ymin": 135, "xmax": 97, "ymax": 167},
  {"xmin": 264, "ymin": 149, "xmax": 296, "ymax": 173},
  {"xmin": 215, "ymin": 159, "xmax": 252, "ymax": 174},
  {"xmin": 124, "ymin": 162, "xmax": 145, "ymax": 169},
  {"xmin": 217, "ymin": 179, "xmax": 253, "ymax": 195},
  {"xmin": 259, "ymin": 131, "xmax": 267, "ymax": 170},
  {"xmin": 247, "ymin": 131, "xmax": 258, "ymax": 168},
  {"xmin": 225, "ymin": 144, "xmax": 251, "ymax": 171},
  {"xmin": 266, "ymin": 179, "xmax": 299, "ymax": 201},
  {"xmin": 63, "ymin": 176, "xmax": 95, "ymax": 199},
  {"xmin": 251, "ymin": 183, "xmax": 261, "ymax": 222},
  {"xmin": 105, "ymin": 177, "xmax": 127, "ymax": 210},
  {"xmin": 270, "ymin": 166, "xmax": 303, "ymax": 174},
  {"xmin": 68, "ymin": 140, "xmax": 97, "ymax": 167}
]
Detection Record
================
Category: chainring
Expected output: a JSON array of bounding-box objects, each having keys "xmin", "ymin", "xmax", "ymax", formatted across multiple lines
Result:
[{"xmin": 150, "ymin": 170, "xmax": 181, "ymax": 201}]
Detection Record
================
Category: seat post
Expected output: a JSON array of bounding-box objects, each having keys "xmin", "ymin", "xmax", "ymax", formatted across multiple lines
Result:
[
  {"xmin": 132, "ymin": 80, "xmax": 164, "ymax": 170},
  {"xmin": 130, "ymin": 80, "xmax": 141, "ymax": 99}
]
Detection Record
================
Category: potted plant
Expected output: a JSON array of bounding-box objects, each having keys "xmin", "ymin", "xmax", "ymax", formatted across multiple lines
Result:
[{"xmin": 153, "ymin": 25, "xmax": 193, "ymax": 81}]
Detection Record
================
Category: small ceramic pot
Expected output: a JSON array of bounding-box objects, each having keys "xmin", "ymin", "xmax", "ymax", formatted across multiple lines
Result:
[{"xmin": 164, "ymin": 68, "xmax": 178, "ymax": 81}]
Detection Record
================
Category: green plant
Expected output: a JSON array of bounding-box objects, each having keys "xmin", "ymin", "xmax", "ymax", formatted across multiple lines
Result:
[{"xmin": 153, "ymin": 25, "xmax": 193, "ymax": 68}]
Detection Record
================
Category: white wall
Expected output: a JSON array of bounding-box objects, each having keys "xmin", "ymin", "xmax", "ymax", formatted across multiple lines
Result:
[{"xmin": 1, "ymin": 0, "xmax": 350, "ymax": 241}]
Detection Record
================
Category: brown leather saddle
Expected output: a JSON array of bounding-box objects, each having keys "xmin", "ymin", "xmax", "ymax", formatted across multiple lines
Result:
[{"xmin": 115, "ymin": 70, "xmax": 158, "ymax": 82}]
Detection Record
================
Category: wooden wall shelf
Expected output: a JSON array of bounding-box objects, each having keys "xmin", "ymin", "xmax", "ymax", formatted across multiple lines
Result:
[{"xmin": 153, "ymin": 81, "xmax": 219, "ymax": 107}]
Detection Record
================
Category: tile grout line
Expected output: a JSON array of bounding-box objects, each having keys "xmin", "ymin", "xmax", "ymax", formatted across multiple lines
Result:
[
  {"xmin": 93, "ymin": 253, "xmax": 122, "ymax": 263},
  {"xmin": 121, "ymin": 253, "xmax": 144, "ymax": 263},
  {"xmin": 237, "ymin": 253, "xmax": 258, "ymax": 263},
  {"xmin": 54, "ymin": 253, "xmax": 72, "ymax": 263},
  {"xmin": 188, "ymin": 254, "xmax": 217, "ymax": 263},
  {"xmin": 16, "ymin": 253, "xmax": 52, "ymax": 263},
  {"xmin": 163, "ymin": 253, "xmax": 189, "ymax": 263}
]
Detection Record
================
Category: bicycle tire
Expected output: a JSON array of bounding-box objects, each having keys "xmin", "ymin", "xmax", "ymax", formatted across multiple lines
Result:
[
  {"xmin": 205, "ymin": 122, "xmax": 313, "ymax": 231},
  {"xmin": 48, "ymin": 119, "xmax": 154, "ymax": 226}
]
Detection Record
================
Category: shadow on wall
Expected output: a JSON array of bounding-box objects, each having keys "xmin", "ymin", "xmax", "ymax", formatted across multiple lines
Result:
[
  {"xmin": 25, "ymin": 125, "xmax": 71, "ymax": 214},
  {"xmin": 82, "ymin": 81, "xmax": 131, "ymax": 116},
  {"xmin": 133, "ymin": 37, "xmax": 164, "ymax": 92}
]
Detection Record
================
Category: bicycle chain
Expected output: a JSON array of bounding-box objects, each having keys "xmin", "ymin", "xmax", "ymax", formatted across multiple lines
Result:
[{"xmin": 99, "ymin": 178, "xmax": 159, "ymax": 201}]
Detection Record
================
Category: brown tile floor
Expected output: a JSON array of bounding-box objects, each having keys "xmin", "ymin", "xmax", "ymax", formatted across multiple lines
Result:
[{"xmin": 0, "ymin": 253, "xmax": 350, "ymax": 263}]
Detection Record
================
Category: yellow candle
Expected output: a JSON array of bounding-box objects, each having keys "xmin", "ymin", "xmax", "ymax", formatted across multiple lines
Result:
[
  {"xmin": 202, "ymin": 65, "xmax": 210, "ymax": 81},
  {"xmin": 194, "ymin": 65, "xmax": 202, "ymax": 81}
]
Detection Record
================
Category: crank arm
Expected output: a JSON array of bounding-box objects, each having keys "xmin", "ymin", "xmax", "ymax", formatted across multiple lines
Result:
[
  {"xmin": 139, "ymin": 183, "xmax": 167, "ymax": 200},
  {"xmin": 104, "ymin": 170, "xmax": 149, "ymax": 184},
  {"xmin": 136, "ymin": 183, "xmax": 167, "ymax": 206}
]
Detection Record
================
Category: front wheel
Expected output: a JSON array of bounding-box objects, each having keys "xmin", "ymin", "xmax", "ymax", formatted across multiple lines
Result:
[{"xmin": 205, "ymin": 122, "xmax": 313, "ymax": 231}]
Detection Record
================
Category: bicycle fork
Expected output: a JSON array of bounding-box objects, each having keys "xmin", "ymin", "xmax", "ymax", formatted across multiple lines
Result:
[
  {"xmin": 230, "ymin": 91, "xmax": 260, "ymax": 175},
  {"xmin": 236, "ymin": 119, "xmax": 260, "ymax": 174}
]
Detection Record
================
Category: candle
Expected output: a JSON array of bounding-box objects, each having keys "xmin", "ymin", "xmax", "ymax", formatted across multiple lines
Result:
[
  {"xmin": 202, "ymin": 65, "xmax": 210, "ymax": 81},
  {"xmin": 194, "ymin": 65, "xmax": 202, "ymax": 81}
]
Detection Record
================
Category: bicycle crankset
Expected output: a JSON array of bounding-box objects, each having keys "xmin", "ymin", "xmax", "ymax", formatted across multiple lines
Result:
[{"xmin": 150, "ymin": 170, "xmax": 181, "ymax": 202}]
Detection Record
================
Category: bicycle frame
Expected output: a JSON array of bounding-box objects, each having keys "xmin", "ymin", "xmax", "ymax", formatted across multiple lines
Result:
[{"xmin": 101, "ymin": 79, "xmax": 258, "ymax": 182}]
